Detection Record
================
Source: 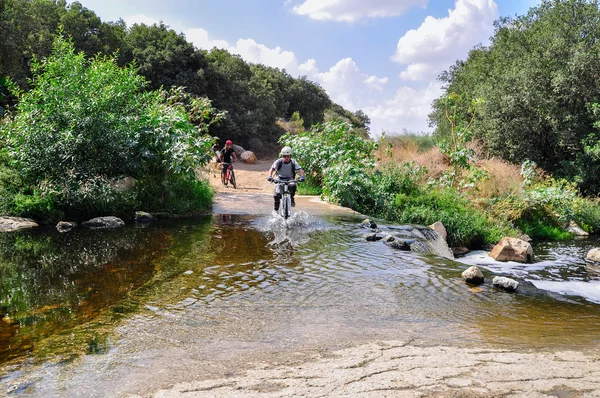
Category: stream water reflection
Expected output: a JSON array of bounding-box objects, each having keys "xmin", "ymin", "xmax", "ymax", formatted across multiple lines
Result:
[{"xmin": 1, "ymin": 197, "xmax": 600, "ymax": 396}]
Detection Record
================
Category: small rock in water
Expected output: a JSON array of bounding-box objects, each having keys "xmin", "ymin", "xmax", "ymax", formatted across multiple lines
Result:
[
  {"xmin": 382, "ymin": 235, "xmax": 395, "ymax": 243},
  {"xmin": 361, "ymin": 218, "xmax": 377, "ymax": 229},
  {"xmin": 492, "ymin": 276, "xmax": 519, "ymax": 292},
  {"xmin": 428, "ymin": 221, "xmax": 447, "ymax": 240},
  {"xmin": 587, "ymin": 248, "xmax": 600, "ymax": 263},
  {"xmin": 387, "ymin": 239, "xmax": 413, "ymax": 251},
  {"xmin": 135, "ymin": 211, "xmax": 155, "ymax": 223},
  {"xmin": 363, "ymin": 233, "xmax": 382, "ymax": 242},
  {"xmin": 462, "ymin": 266, "xmax": 484, "ymax": 285},
  {"xmin": 489, "ymin": 237, "xmax": 533, "ymax": 263},
  {"xmin": 452, "ymin": 246, "xmax": 470, "ymax": 257},
  {"xmin": 56, "ymin": 221, "xmax": 77, "ymax": 233}
]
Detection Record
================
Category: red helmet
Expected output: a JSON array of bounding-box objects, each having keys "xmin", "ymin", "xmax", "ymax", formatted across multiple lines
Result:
[{"xmin": 225, "ymin": 140, "xmax": 233, "ymax": 145}]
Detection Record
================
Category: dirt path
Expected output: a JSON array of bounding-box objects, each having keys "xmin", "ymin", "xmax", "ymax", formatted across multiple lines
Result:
[{"xmin": 203, "ymin": 159, "xmax": 274, "ymax": 194}]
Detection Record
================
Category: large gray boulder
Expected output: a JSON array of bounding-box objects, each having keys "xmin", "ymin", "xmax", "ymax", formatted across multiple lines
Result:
[
  {"xmin": 240, "ymin": 150, "xmax": 257, "ymax": 164},
  {"xmin": 0, "ymin": 216, "xmax": 38, "ymax": 232},
  {"xmin": 489, "ymin": 237, "xmax": 533, "ymax": 263},
  {"xmin": 232, "ymin": 144, "xmax": 245, "ymax": 157},
  {"xmin": 82, "ymin": 216, "xmax": 125, "ymax": 230},
  {"xmin": 567, "ymin": 221, "xmax": 589, "ymax": 237},
  {"xmin": 587, "ymin": 248, "xmax": 600, "ymax": 263}
]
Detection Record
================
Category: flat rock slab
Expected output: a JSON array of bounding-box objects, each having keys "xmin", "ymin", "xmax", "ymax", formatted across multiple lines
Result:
[
  {"xmin": 0, "ymin": 216, "xmax": 39, "ymax": 232},
  {"xmin": 135, "ymin": 341, "xmax": 600, "ymax": 397}
]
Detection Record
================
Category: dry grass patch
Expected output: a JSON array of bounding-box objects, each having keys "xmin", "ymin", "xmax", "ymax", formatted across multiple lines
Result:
[
  {"xmin": 377, "ymin": 136, "xmax": 524, "ymax": 198},
  {"xmin": 476, "ymin": 158, "xmax": 523, "ymax": 198}
]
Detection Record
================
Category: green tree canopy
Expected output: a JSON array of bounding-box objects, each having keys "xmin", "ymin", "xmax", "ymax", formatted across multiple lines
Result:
[{"xmin": 429, "ymin": 0, "xmax": 600, "ymax": 194}]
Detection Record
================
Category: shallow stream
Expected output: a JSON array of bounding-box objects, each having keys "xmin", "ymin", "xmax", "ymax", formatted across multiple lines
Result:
[{"xmin": 1, "ymin": 194, "xmax": 599, "ymax": 396}]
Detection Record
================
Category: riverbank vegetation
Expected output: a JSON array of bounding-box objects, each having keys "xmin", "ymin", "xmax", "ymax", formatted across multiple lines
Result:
[
  {"xmin": 1, "ymin": 35, "xmax": 222, "ymax": 220},
  {"xmin": 283, "ymin": 120, "xmax": 600, "ymax": 248}
]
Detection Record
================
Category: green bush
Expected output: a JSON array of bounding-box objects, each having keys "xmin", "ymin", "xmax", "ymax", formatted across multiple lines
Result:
[
  {"xmin": 573, "ymin": 197, "xmax": 600, "ymax": 234},
  {"xmin": 297, "ymin": 182, "xmax": 322, "ymax": 196},
  {"xmin": 279, "ymin": 121, "xmax": 377, "ymax": 189},
  {"xmin": 0, "ymin": 35, "xmax": 222, "ymax": 220},
  {"xmin": 393, "ymin": 188, "xmax": 513, "ymax": 247},
  {"xmin": 134, "ymin": 174, "xmax": 213, "ymax": 215}
]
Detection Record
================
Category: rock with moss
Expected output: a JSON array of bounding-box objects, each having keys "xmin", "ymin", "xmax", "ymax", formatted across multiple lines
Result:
[
  {"xmin": 82, "ymin": 216, "xmax": 125, "ymax": 230},
  {"xmin": 135, "ymin": 211, "xmax": 155, "ymax": 223}
]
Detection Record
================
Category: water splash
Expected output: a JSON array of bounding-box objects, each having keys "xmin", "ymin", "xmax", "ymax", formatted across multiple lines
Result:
[
  {"xmin": 385, "ymin": 225, "xmax": 454, "ymax": 259},
  {"xmin": 253, "ymin": 211, "xmax": 327, "ymax": 247}
]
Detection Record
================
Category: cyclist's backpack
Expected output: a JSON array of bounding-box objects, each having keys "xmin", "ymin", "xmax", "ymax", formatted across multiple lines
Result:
[{"xmin": 276, "ymin": 159, "xmax": 296, "ymax": 179}]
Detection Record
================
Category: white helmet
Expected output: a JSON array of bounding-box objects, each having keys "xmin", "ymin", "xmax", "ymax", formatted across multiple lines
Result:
[{"xmin": 280, "ymin": 146, "xmax": 293, "ymax": 156}]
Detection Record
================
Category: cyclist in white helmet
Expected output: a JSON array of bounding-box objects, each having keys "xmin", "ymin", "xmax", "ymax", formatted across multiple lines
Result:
[{"xmin": 267, "ymin": 146, "xmax": 305, "ymax": 210}]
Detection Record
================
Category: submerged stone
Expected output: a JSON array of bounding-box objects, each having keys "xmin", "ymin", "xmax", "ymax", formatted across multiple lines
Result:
[
  {"xmin": 363, "ymin": 233, "xmax": 382, "ymax": 242},
  {"xmin": 82, "ymin": 216, "xmax": 125, "ymax": 230},
  {"xmin": 56, "ymin": 221, "xmax": 77, "ymax": 233}
]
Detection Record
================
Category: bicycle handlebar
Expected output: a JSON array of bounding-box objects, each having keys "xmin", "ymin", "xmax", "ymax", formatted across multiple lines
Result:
[{"xmin": 271, "ymin": 179, "xmax": 302, "ymax": 184}]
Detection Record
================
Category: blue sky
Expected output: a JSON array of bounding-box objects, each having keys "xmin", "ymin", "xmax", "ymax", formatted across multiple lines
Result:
[{"xmin": 73, "ymin": 0, "xmax": 540, "ymax": 135}]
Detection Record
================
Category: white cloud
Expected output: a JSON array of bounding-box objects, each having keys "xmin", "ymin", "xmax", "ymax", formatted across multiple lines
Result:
[
  {"xmin": 364, "ymin": 76, "xmax": 389, "ymax": 92},
  {"xmin": 185, "ymin": 30, "xmax": 300, "ymax": 73},
  {"xmin": 292, "ymin": 0, "xmax": 428, "ymax": 22},
  {"xmin": 185, "ymin": 28, "xmax": 230, "ymax": 50},
  {"xmin": 365, "ymin": 82, "xmax": 444, "ymax": 134},
  {"xmin": 393, "ymin": 0, "xmax": 498, "ymax": 81},
  {"xmin": 298, "ymin": 58, "xmax": 388, "ymax": 112},
  {"xmin": 123, "ymin": 14, "xmax": 160, "ymax": 27},
  {"xmin": 232, "ymin": 39, "xmax": 299, "ymax": 72},
  {"xmin": 398, "ymin": 63, "xmax": 437, "ymax": 81}
]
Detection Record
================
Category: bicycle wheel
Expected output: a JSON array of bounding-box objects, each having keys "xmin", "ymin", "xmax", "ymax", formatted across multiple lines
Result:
[
  {"xmin": 282, "ymin": 194, "xmax": 291, "ymax": 219},
  {"xmin": 230, "ymin": 169, "xmax": 237, "ymax": 189},
  {"xmin": 221, "ymin": 169, "xmax": 227, "ymax": 186}
]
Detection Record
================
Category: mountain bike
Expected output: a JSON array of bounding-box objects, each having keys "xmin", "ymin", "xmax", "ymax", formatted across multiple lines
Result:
[
  {"xmin": 272, "ymin": 179, "xmax": 300, "ymax": 219},
  {"xmin": 221, "ymin": 162, "xmax": 237, "ymax": 189}
]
